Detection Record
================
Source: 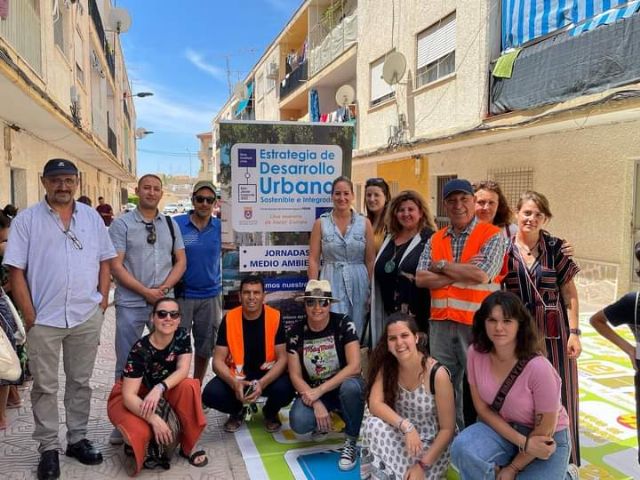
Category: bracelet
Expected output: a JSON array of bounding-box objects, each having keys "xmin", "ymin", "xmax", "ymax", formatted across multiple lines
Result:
[
  {"xmin": 523, "ymin": 435, "xmax": 530, "ymax": 454},
  {"xmin": 401, "ymin": 422, "xmax": 415, "ymax": 434},
  {"xmin": 518, "ymin": 436, "xmax": 526, "ymax": 453},
  {"xmin": 159, "ymin": 381, "xmax": 168, "ymax": 393},
  {"xmin": 507, "ymin": 463, "xmax": 521, "ymax": 473},
  {"xmin": 416, "ymin": 459, "xmax": 431, "ymax": 471},
  {"xmin": 396, "ymin": 418, "xmax": 405, "ymax": 430}
]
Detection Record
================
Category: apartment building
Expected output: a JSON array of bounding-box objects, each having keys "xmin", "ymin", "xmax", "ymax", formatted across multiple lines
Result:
[
  {"xmin": 0, "ymin": 0, "xmax": 138, "ymax": 211},
  {"xmin": 211, "ymin": 0, "xmax": 640, "ymax": 298}
]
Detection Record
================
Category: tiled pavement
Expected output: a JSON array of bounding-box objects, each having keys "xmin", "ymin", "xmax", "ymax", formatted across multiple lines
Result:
[{"xmin": 0, "ymin": 306, "xmax": 251, "ymax": 480}]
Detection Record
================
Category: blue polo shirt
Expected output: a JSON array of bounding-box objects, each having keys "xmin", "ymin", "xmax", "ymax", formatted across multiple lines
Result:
[{"xmin": 174, "ymin": 213, "xmax": 221, "ymax": 298}]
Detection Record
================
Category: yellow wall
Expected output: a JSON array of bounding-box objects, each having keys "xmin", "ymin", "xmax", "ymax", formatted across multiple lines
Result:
[{"xmin": 375, "ymin": 156, "xmax": 430, "ymax": 198}]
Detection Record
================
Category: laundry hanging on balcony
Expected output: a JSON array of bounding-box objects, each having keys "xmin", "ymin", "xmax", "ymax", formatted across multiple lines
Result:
[
  {"xmin": 235, "ymin": 82, "xmax": 254, "ymax": 117},
  {"xmin": 0, "ymin": 0, "xmax": 9, "ymax": 19}
]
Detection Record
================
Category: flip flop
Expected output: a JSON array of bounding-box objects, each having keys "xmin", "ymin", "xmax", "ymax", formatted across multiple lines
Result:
[{"xmin": 179, "ymin": 448, "xmax": 208, "ymax": 467}]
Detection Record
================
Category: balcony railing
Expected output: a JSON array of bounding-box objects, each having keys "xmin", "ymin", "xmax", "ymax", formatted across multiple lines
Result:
[
  {"xmin": 88, "ymin": 0, "xmax": 115, "ymax": 80},
  {"xmin": 308, "ymin": 8, "xmax": 357, "ymax": 77},
  {"xmin": 280, "ymin": 60, "xmax": 308, "ymax": 100},
  {"xmin": 108, "ymin": 126, "xmax": 117, "ymax": 157},
  {"xmin": 0, "ymin": 0, "xmax": 42, "ymax": 75}
]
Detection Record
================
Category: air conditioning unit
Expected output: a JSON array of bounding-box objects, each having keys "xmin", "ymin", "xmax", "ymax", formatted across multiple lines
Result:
[{"xmin": 266, "ymin": 62, "xmax": 279, "ymax": 79}]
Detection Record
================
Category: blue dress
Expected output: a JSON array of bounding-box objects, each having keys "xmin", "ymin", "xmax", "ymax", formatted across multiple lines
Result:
[{"xmin": 319, "ymin": 211, "xmax": 369, "ymax": 335}]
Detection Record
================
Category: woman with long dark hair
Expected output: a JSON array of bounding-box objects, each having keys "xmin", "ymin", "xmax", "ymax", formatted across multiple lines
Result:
[
  {"xmin": 371, "ymin": 190, "xmax": 436, "ymax": 343},
  {"xmin": 361, "ymin": 312, "xmax": 455, "ymax": 479},
  {"xmin": 451, "ymin": 291, "xmax": 578, "ymax": 479},
  {"xmin": 308, "ymin": 176, "xmax": 375, "ymax": 335},
  {"xmin": 474, "ymin": 181, "xmax": 515, "ymax": 237},
  {"xmin": 364, "ymin": 177, "xmax": 391, "ymax": 253}
]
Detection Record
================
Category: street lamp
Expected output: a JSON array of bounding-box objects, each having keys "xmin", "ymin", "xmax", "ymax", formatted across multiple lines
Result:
[
  {"xmin": 135, "ymin": 128, "xmax": 154, "ymax": 139},
  {"xmin": 123, "ymin": 91, "xmax": 154, "ymax": 99}
]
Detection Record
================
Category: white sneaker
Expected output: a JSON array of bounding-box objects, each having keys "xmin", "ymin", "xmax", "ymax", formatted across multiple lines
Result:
[
  {"xmin": 338, "ymin": 437, "xmax": 357, "ymax": 471},
  {"xmin": 109, "ymin": 427, "xmax": 124, "ymax": 445},
  {"xmin": 567, "ymin": 463, "xmax": 580, "ymax": 479}
]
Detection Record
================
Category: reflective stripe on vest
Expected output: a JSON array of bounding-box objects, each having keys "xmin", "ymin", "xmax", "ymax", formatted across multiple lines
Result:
[
  {"xmin": 225, "ymin": 305, "xmax": 280, "ymax": 379},
  {"xmin": 430, "ymin": 222, "xmax": 501, "ymax": 325}
]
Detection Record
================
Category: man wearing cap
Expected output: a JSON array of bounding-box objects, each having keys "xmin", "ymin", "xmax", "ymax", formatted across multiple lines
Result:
[
  {"xmin": 287, "ymin": 279, "xmax": 364, "ymax": 471},
  {"xmin": 173, "ymin": 180, "xmax": 222, "ymax": 383},
  {"xmin": 416, "ymin": 178, "xmax": 507, "ymax": 429},
  {"xmin": 202, "ymin": 274, "xmax": 294, "ymax": 433},
  {"xmin": 108, "ymin": 174, "xmax": 186, "ymax": 444},
  {"xmin": 3, "ymin": 159, "xmax": 117, "ymax": 480}
]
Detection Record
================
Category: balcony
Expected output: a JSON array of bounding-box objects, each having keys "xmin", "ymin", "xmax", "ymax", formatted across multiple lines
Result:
[
  {"xmin": 280, "ymin": 60, "xmax": 308, "ymax": 99},
  {"xmin": 88, "ymin": 0, "xmax": 115, "ymax": 80},
  {"xmin": 108, "ymin": 126, "xmax": 117, "ymax": 157},
  {"xmin": 0, "ymin": 0, "xmax": 42, "ymax": 75},
  {"xmin": 308, "ymin": 5, "xmax": 357, "ymax": 77}
]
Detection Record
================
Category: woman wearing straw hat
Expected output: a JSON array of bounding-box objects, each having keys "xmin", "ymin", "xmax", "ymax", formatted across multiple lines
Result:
[{"xmin": 287, "ymin": 279, "xmax": 365, "ymax": 471}]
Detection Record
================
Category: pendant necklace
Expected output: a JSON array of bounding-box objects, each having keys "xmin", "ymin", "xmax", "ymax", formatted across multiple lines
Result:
[{"xmin": 384, "ymin": 240, "xmax": 404, "ymax": 273}]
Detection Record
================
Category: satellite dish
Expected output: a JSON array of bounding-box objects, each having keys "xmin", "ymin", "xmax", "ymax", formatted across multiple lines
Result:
[
  {"xmin": 233, "ymin": 82, "xmax": 248, "ymax": 100},
  {"xmin": 335, "ymin": 85, "xmax": 355, "ymax": 107},
  {"xmin": 382, "ymin": 51, "xmax": 407, "ymax": 85},
  {"xmin": 109, "ymin": 8, "xmax": 132, "ymax": 33}
]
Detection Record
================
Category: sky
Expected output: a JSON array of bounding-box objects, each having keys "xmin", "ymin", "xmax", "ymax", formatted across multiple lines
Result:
[{"xmin": 115, "ymin": 0, "xmax": 302, "ymax": 176}]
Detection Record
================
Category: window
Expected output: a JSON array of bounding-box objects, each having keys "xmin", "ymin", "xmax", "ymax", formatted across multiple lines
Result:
[
  {"xmin": 256, "ymin": 73, "xmax": 264, "ymax": 100},
  {"xmin": 75, "ymin": 29, "xmax": 84, "ymax": 84},
  {"xmin": 488, "ymin": 167, "xmax": 534, "ymax": 209},
  {"xmin": 53, "ymin": 0, "xmax": 68, "ymax": 55},
  {"xmin": 370, "ymin": 55, "xmax": 395, "ymax": 106},
  {"xmin": 416, "ymin": 12, "xmax": 456, "ymax": 88}
]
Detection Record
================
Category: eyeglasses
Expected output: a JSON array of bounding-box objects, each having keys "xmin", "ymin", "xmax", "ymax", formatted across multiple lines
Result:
[
  {"xmin": 304, "ymin": 298, "xmax": 330, "ymax": 308},
  {"xmin": 155, "ymin": 310, "xmax": 180, "ymax": 319},
  {"xmin": 194, "ymin": 195, "xmax": 216, "ymax": 205},
  {"xmin": 47, "ymin": 177, "xmax": 77, "ymax": 187},
  {"xmin": 64, "ymin": 229, "xmax": 83, "ymax": 250},
  {"xmin": 144, "ymin": 222, "xmax": 156, "ymax": 245}
]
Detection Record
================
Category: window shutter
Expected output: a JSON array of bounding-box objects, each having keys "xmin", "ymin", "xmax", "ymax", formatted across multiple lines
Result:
[
  {"xmin": 370, "ymin": 56, "xmax": 394, "ymax": 103},
  {"xmin": 417, "ymin": 13, "xmax": 456, "ymax": 69}
]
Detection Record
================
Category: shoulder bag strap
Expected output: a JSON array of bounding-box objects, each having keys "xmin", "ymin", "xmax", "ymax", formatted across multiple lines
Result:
[
  {"xmin": 490, "ymin": 354, "xmax": 536, "ymax": 413},
  {"xmin": 429, "ymin": 362, "xmax": 443, "ymax": 395},
  {"xmin": 164, "ymin": 215, "xmax": 176, "ymax": 265}
]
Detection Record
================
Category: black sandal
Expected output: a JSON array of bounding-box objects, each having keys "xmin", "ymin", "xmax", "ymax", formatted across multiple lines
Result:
[{"xmin": 179, "ymin": 448, "xmax": 208, "ymax": 467}]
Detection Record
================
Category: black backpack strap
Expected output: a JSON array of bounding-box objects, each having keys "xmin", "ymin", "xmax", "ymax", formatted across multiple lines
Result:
[
  {"xmin": 164, "ymin": 215, "xmax": 176, "ymax": 264},
  {"xmin": 490, "ymin": 354, "xmax": 537, "ymax": 412},
  {"xmin": 429, "ymin": 362, "xmax": 443, "ymax": 395}
]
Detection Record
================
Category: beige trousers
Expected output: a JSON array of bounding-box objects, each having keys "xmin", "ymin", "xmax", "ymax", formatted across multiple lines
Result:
[{"xmin": 27, "ymin": 308, "xmax": 104, "ymax": 452}]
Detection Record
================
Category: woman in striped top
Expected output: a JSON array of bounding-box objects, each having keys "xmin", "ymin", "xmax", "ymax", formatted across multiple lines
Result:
[{"xmin": 502, "ymin": 191, "xmax": 582, "ymax": 465}]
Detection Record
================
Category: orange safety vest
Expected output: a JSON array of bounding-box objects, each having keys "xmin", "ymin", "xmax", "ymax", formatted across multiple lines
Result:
[
  {"xmin": 431, "ymin": 222, "xmax": 501, "ymax": 325},
  {"xmin": 225, "ymin": 305, "xmax": 281, "ymax": 379}
]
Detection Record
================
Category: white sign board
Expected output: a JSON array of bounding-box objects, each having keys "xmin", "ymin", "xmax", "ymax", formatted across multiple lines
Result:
[
  {"xmin": 231, "ymin": 143, "xmax": 342, "ymax": 232},
  {"xmin": 239, "ymin": 245, "xmax": 310, "ymax": 272}
]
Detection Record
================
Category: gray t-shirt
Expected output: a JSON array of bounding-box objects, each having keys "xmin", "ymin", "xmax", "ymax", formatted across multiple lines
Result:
[{"xmin": 109, "ymin": 209, "xmax": 184, "ymax": 307}]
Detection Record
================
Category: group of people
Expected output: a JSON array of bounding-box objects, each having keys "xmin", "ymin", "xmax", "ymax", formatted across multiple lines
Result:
[{"xmin": 3, "ymin": 156, "xmax": 640, "ymax": 480}]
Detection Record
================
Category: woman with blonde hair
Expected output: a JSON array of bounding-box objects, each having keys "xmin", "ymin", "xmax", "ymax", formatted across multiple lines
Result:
[{"xmin": 371, "ymin": 190, "xmax": 436, "ymax": 343}]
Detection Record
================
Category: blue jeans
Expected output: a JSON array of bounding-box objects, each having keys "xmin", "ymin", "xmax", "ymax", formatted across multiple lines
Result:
[
  {"xmin": 289, "ymin": 377, "xmax": 365, "ymax": 438},
  {"xmin": 451, "ymin": 421, "xmax": 573, "ymax": 480}
]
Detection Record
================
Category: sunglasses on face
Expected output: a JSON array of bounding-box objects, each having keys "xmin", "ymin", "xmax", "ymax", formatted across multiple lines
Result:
[
  {"xmin": 194, "ymin": 195, "xmax": 216, "ymax": 205},
  {"xmin": 64, "ymin": 229, "xmax": 83, "ymax": 250},
  {"xmin": 144, "ymin": 222, "xmax": 156, "ymax": 245},
  {"xmin": 155, "ymin": 310, "xmax": 180, "ymax": 319},
  {"xmin": 304, "ymin": 298, "xmax": 330, "ymax": 308}
]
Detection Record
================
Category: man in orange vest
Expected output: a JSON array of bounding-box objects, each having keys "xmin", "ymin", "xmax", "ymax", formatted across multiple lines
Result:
[
  {"xmin": 202, "ymin": 274, "xmax": 295, "ymax": 433},
  {"xmin": 416, "ymin": 179, "xmax": 507, "ymax": 428}
]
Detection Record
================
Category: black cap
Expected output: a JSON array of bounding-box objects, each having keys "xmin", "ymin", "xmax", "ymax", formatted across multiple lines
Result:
[
  {"xmin": 443, "ymin": 179, "xmax": 473, "ymax": 199},
  {"xmin": 43, "ymin": 159, "xmax": 78, "ymax": 177}
]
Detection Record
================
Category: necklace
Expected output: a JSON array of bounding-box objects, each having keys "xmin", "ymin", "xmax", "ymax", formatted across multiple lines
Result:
[
  {"xmin": 384, "ymin": 239, "xmax": 408, "ymax": 273},
  {"xmin": 516, "ymin": 239, "xmax": 539, "ymax": 256}
]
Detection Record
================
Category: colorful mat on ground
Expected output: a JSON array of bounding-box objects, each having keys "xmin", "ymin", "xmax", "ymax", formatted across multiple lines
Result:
[{"xmin": 236, "ymin": 315, "xmax": 640, "ymax": 479}]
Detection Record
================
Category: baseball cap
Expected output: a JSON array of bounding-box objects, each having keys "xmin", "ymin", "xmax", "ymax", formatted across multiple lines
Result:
[
  {"xmin": 192, "ymin": 180, "xmax": 216, "ymax": 197},
  {"xmin": 443, "ymin": 179, "xmax": 474, "ymax": 199},
  {"xmin": 43, "ymin": 158, "xmax": 78, "ymax": 177}
]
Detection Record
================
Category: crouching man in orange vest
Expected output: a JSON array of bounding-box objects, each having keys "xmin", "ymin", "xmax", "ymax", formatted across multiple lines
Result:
[
  {"xmin": 202, "ymin": 274, "xmax": 295, "ymax": 433},
  {"xmin": 416, "ymin": 179, "xmax": 507, "ymax": 429}
]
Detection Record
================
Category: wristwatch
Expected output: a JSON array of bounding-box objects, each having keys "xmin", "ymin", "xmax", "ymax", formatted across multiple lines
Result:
[
  {"xmin": 569, "ymin": 328, "xmax": 582, "ymax": 336},
  {"xmin": 435, "ymin": 260, "xmax": 447, "ymax": 273}
]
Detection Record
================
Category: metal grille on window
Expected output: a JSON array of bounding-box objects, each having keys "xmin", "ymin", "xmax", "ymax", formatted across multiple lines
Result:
[
  {"xmin": 488, "ymin": 167, "xmax": 534, "ymax": 209},
  {"xmin": 355, "ymin": 183, "xmax": 364, "ymax": 213},
  {"xmin": 389, "ymin": 180, "xmax": 400, "ymax": 197},
  {"xmin": 435, "ymin": 174, "xmax": 457, "ymax": 229}
]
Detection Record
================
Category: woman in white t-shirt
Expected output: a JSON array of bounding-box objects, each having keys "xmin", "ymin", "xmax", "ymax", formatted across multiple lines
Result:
[{"xmin": 450, "ymin": 291, "xmax": 578, "ymax": 480}]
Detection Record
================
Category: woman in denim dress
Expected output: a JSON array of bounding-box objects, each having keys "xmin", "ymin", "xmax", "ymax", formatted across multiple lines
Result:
[{"xmin": 308, "ymin": 176, "xmax": 375, "ymax": 336}]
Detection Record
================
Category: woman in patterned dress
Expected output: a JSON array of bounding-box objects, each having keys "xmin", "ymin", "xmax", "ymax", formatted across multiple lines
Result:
[
  {"xmin": 361, "ymin": 312, "xmax": 456, "ymax": 479},
  {"xmin": 308, "ymin": 176, "xmax": 375, "ymax": 335},
  {"xmin": 502, "ymin": 191, "xmax": 582, "ymax": 465}
]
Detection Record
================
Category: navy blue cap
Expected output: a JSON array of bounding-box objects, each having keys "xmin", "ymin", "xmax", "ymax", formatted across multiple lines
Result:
[
  {"xmin": 43, "ymin": 158, "xmax": 78, "ymax": 177},
  {"xmin": 443, "ymin": 179, "xmax": 474, "ymax": 199}
]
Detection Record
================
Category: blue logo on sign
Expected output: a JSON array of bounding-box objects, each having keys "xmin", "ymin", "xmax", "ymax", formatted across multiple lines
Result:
[{"xmin": 238, "ymin": 148, "xmax": 257, "ymax": 168}]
